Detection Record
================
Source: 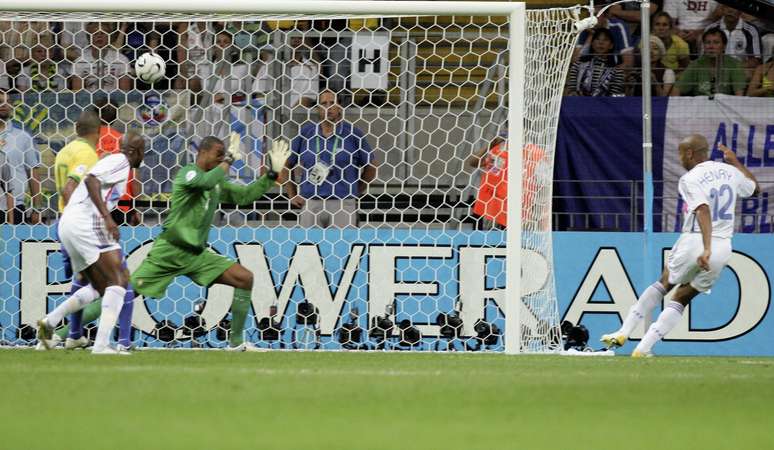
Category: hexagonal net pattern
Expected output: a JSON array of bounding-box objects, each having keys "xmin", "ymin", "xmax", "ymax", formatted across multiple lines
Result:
[{"xmin": 0, "ymin": 8, "xmax": 579, "ymax": 352}]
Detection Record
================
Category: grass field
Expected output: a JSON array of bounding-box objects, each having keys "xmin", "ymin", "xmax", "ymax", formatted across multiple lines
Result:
[{"xmin": 2, "ymin": 350, "xmax": 772, "ymax": 450}]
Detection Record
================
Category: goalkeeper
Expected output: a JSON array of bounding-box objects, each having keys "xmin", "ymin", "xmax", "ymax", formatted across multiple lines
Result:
[{"xmin": 130, "ymin": 134, "xmax": 290, "ymax": 351}]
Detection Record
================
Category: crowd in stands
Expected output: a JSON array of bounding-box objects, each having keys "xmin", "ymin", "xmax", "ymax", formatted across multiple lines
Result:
[
  {"xmin": 0, "ymin": 4, "xmax": 772, "ymax": 225},
  {"xmin": 0, "ymin": 20, "xmax": 329, "ymax": 103},
  {"xmin": 566, "ymin": 1, "xmax": 774, "ymax": 97},
  {"xmin": 0, "ymin": 18, "xmax": 385, "ymax": 224},
  {"xmin": 1, "ymin": 3, "xmax": 766, "ymax": 99}
]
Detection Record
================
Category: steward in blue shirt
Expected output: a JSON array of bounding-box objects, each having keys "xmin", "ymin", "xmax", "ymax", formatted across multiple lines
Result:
[{"xmin": 286, "ymin": 89, "xmax": 376, "ymax": 227}]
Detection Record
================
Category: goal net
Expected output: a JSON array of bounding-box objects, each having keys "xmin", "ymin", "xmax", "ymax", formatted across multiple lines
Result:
[{"xmin": 0, "ymin": 1, "xmax": 581, "ymax": 353}]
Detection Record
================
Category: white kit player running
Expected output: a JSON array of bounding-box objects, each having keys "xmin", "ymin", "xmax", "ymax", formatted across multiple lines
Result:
[
  {"xmin": 37, "ymin": 132, "xmax": 146, "ymax": 355},
  {"xmin": 601, "ymin": 134, "xmax": 758, "ymax": 357}
]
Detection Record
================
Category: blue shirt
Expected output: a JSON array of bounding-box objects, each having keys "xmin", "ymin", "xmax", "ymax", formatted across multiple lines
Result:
[
  {"xmin": 289, "ymin": 122, "xmax": 373, "ymax": 199},
  {"xmin": 0, "ymin": 123, "xmax": 39, "ymax": 206}
]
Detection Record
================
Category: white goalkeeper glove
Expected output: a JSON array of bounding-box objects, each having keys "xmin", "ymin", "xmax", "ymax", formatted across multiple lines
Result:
[
  {"xmin": 266, "ymin": 139, "xmax": 290, "ymax": 180},
  {"xmin": 224, "ymin": 132, "xmax": 243, "ymax": 164}
]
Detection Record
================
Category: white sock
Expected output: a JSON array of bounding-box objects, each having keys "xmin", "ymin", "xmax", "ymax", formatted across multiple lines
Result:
[
  {"xmin": 45, "ymin": 285, "xmax": 100, "ymax": 327},
  {"xmin": 93, "ymin": 286, "xmax": 126, "ymax": 350},
  {"xmin": 619, "ymin": 282, "xmax": 667, "ymax": 337},
  {"xmin": 635, "ymin": 301, "xmax": 685, "ymax": 354}
]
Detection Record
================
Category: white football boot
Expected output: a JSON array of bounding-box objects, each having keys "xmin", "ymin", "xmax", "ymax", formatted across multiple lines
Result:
[
  {"xmin": 65, "ymin": 336, "xmax": 90, "ymax": 350},
  {"xmin": 92, "ymin": 346, "xmax": 131, "ymax": 355}
]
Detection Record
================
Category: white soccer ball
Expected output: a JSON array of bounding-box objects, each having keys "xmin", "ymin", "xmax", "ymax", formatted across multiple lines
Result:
[{"xmin": 134, "ymin": 52, "xmax": 166, "ymax": 84}]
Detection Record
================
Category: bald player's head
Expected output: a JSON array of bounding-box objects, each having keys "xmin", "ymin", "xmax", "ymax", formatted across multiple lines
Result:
[
  {"xmin": 120, "ymin": 130, "xmax": 146, "ymax": 169},
  {"xmin": 678, "ymin": 134, "xmax": 709, "ymax": 170}
]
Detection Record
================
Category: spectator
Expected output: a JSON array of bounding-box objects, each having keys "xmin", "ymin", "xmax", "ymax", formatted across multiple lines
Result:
[
  {"xmin": 705, "ymin": 4, "xmax": 761, "ymax": 77},
  {"xmin": 742, "ymin": 14, "xmax": 774, "ymax": 64},
  {"xmin": 175, "ymin": 22, "xmax": 215, "ymax": 92},
  {"xmin": 209, "ymin": 30, "xmax": 251, "ymax": 105},
  {"xmin": 652, "ymin": 11, "xmax": 690, "ymax": 74},
  {"xmin": 663, "ymin": 0, "xmax": 719, "ymax": 53},
  {"xmin": 95, "ymin": 99, "xmax": 141, "ymax": 225},
  {"xmin": 254, "ymin": 36, "xmax": 320, "ymax": 108},
  {"xmin": 221, "ymin": 21, "xmax": 267, "ymax": 64},
  {"xmin": 672, "ymin": 27, "xmax": 746, "ymax": 96},
  {"xmin": 0, "ymin": 89, "xmax": 41, "ymax": 224},
  {"xmin": 0, "ymin": 21, "xmax": 54, "ymax": 65},
  {"xmin": 16, "ymin": 45, "xmax": 68, "ymax": 92},
  {"xmin": 285, "ymin": 89, "xmax": 377, "ymax": 228},
  {"xmin": 59, "ymin": 22, "xmax": 90, "ymax": 63},
  {"xmin": 747, "ymin": 57, "xmax": 774, "ymax": 97},
  {"xmin": 607, "ymin": 0, "xmax": 659, "ymax": 42},
  {"xmin": 71, "ymin": 22, "xmax": 132, "ymax": 92},
  {"xmin": 630, "ymin": 36, "xmax": 676, "ymax": 96},
  {"xmin": 566, "ymin": 28, "xmax": 626, "ymax": 97},
  {"xmin": 574, "ymin": 7, "xmax": 634, "ymax": 68},
  {"xmin": 127, "ymin": 91, "xmax": 186, "ymax": 194},
  {"xmin": 0, "ymin": 59, "xmax": 10, "ymax": 90}
]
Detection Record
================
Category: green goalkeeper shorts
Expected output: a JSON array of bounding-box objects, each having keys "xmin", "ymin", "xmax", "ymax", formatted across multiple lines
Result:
[{"xmin": 130, "ymin": 238, "xmax": 235, "ymax": 299}]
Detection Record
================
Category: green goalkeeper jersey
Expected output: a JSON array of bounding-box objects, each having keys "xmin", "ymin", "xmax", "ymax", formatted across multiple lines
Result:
[{"xmin": 159, "ymin": 164, "xmax": 275, "ymax": 253}]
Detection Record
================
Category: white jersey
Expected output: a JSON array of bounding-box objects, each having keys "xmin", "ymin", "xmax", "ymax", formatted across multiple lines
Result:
[
  {"xmin": 72, "ymin": 48, "xmax": 130, "ymax": 92},
  {"xmin": 679, "ymin": 160, "xmax": 756, "ymax": 238},
  {"xmin": 184, "ymin": 23, "xmax": 213, "ymax": 64},
  {"xmin": 664, "ymin": 0, "xmax": 717, "ymax": 30},
  {"xmin": 64, "ymin": 153, "xmax": 131, "ymax": 219}
]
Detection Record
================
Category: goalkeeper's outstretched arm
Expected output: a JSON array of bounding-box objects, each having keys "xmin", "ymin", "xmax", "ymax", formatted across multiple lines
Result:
[{"xmin": 220, "ymin": 138, "xmax": 291, "ymax": 205}]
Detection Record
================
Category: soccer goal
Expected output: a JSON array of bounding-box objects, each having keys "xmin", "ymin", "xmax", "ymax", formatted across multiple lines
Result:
[{"xmin": 0, "ymin": 1, "xmax": 583, "ymax": 353}]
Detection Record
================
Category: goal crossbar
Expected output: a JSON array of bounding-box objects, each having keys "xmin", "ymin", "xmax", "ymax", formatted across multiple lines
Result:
[{"xmin": 0, "ymin": 0, "xmax": 524, "ymax": 18}]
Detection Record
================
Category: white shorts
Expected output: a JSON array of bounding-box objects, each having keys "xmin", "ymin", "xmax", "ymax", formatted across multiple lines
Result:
[
  {"xmin": 58, "ymin": 211, "xmax": 121, "ymax": 274},
  {"xmin": 667, "ymin": 233, "xmax": 732, "ymax": 293}
]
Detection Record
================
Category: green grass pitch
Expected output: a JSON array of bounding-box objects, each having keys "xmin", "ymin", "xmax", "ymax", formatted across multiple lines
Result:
[{"xmin": 2, "ymin": 350, "xmax": 772, "ymax": 450}]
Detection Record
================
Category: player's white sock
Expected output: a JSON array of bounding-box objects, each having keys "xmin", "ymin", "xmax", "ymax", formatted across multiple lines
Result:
[
  {"xmin": 92, "ymin": 286, "xmax": 126, "ymax": 351},
  {"xmin": 635, "ymin": 300, "xmax": 685, "ymax": 354},
  {"xmin": 618, "ymin": 282, "xmax": 667, "ymax": 337},
  {"xmin": 45, "ymin": 284, "xmax": 100, "ymax": 327}
]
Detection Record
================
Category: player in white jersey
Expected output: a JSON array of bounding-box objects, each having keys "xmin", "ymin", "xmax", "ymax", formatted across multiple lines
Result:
[
  {"xmin": 37, "ymin": 132, "xmax": 145, "ymax": 355},
  {"xmin": 600, "ymin": 134, "xmax": 758, "ymax": 356}
]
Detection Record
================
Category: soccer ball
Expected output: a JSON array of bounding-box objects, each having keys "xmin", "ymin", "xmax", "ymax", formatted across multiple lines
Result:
[{"xmin": 134, "ymin": 52, "xmax": 166, "ymax": 84}]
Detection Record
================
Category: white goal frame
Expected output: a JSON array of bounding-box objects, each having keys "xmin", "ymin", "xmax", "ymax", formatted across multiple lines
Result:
[{"xmin": 2, "ymin": 0, "xmax": 528, "ymax": 353}]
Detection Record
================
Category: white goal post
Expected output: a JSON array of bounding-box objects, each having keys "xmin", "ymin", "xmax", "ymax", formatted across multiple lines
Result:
[{"xmin": 0, "ymin": 0, "xmax": 584, "ymax": 353}]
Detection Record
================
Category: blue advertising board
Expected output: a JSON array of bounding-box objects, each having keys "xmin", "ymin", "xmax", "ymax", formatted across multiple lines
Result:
[{"xmin": 1, "ymin": 225, "xmax": 771, "ymax": 355}]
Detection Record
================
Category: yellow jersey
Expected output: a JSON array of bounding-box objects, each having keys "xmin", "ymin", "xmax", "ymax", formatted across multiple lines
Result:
[{"xmin": 54, "ymin": 138, "xmax": 98, "ymax": 212}]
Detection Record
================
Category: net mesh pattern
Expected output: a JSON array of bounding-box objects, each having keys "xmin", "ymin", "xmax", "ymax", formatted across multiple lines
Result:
[{"xmin": 0, "ymin": 8, "xmax": 579, "ymax": 352}]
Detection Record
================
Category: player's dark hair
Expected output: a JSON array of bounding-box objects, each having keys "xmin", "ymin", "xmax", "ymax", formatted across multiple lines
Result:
[
  {"xmin": 75, "ymin": 110, "xmax": 101, "ymax": 137},
  {"xmin": 199, "ymin": 136, "xmax": 224, "ymax": 152},
  {"xmin": 702, "ymin": 27, "xmax": 728, "ymax": 47}
]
